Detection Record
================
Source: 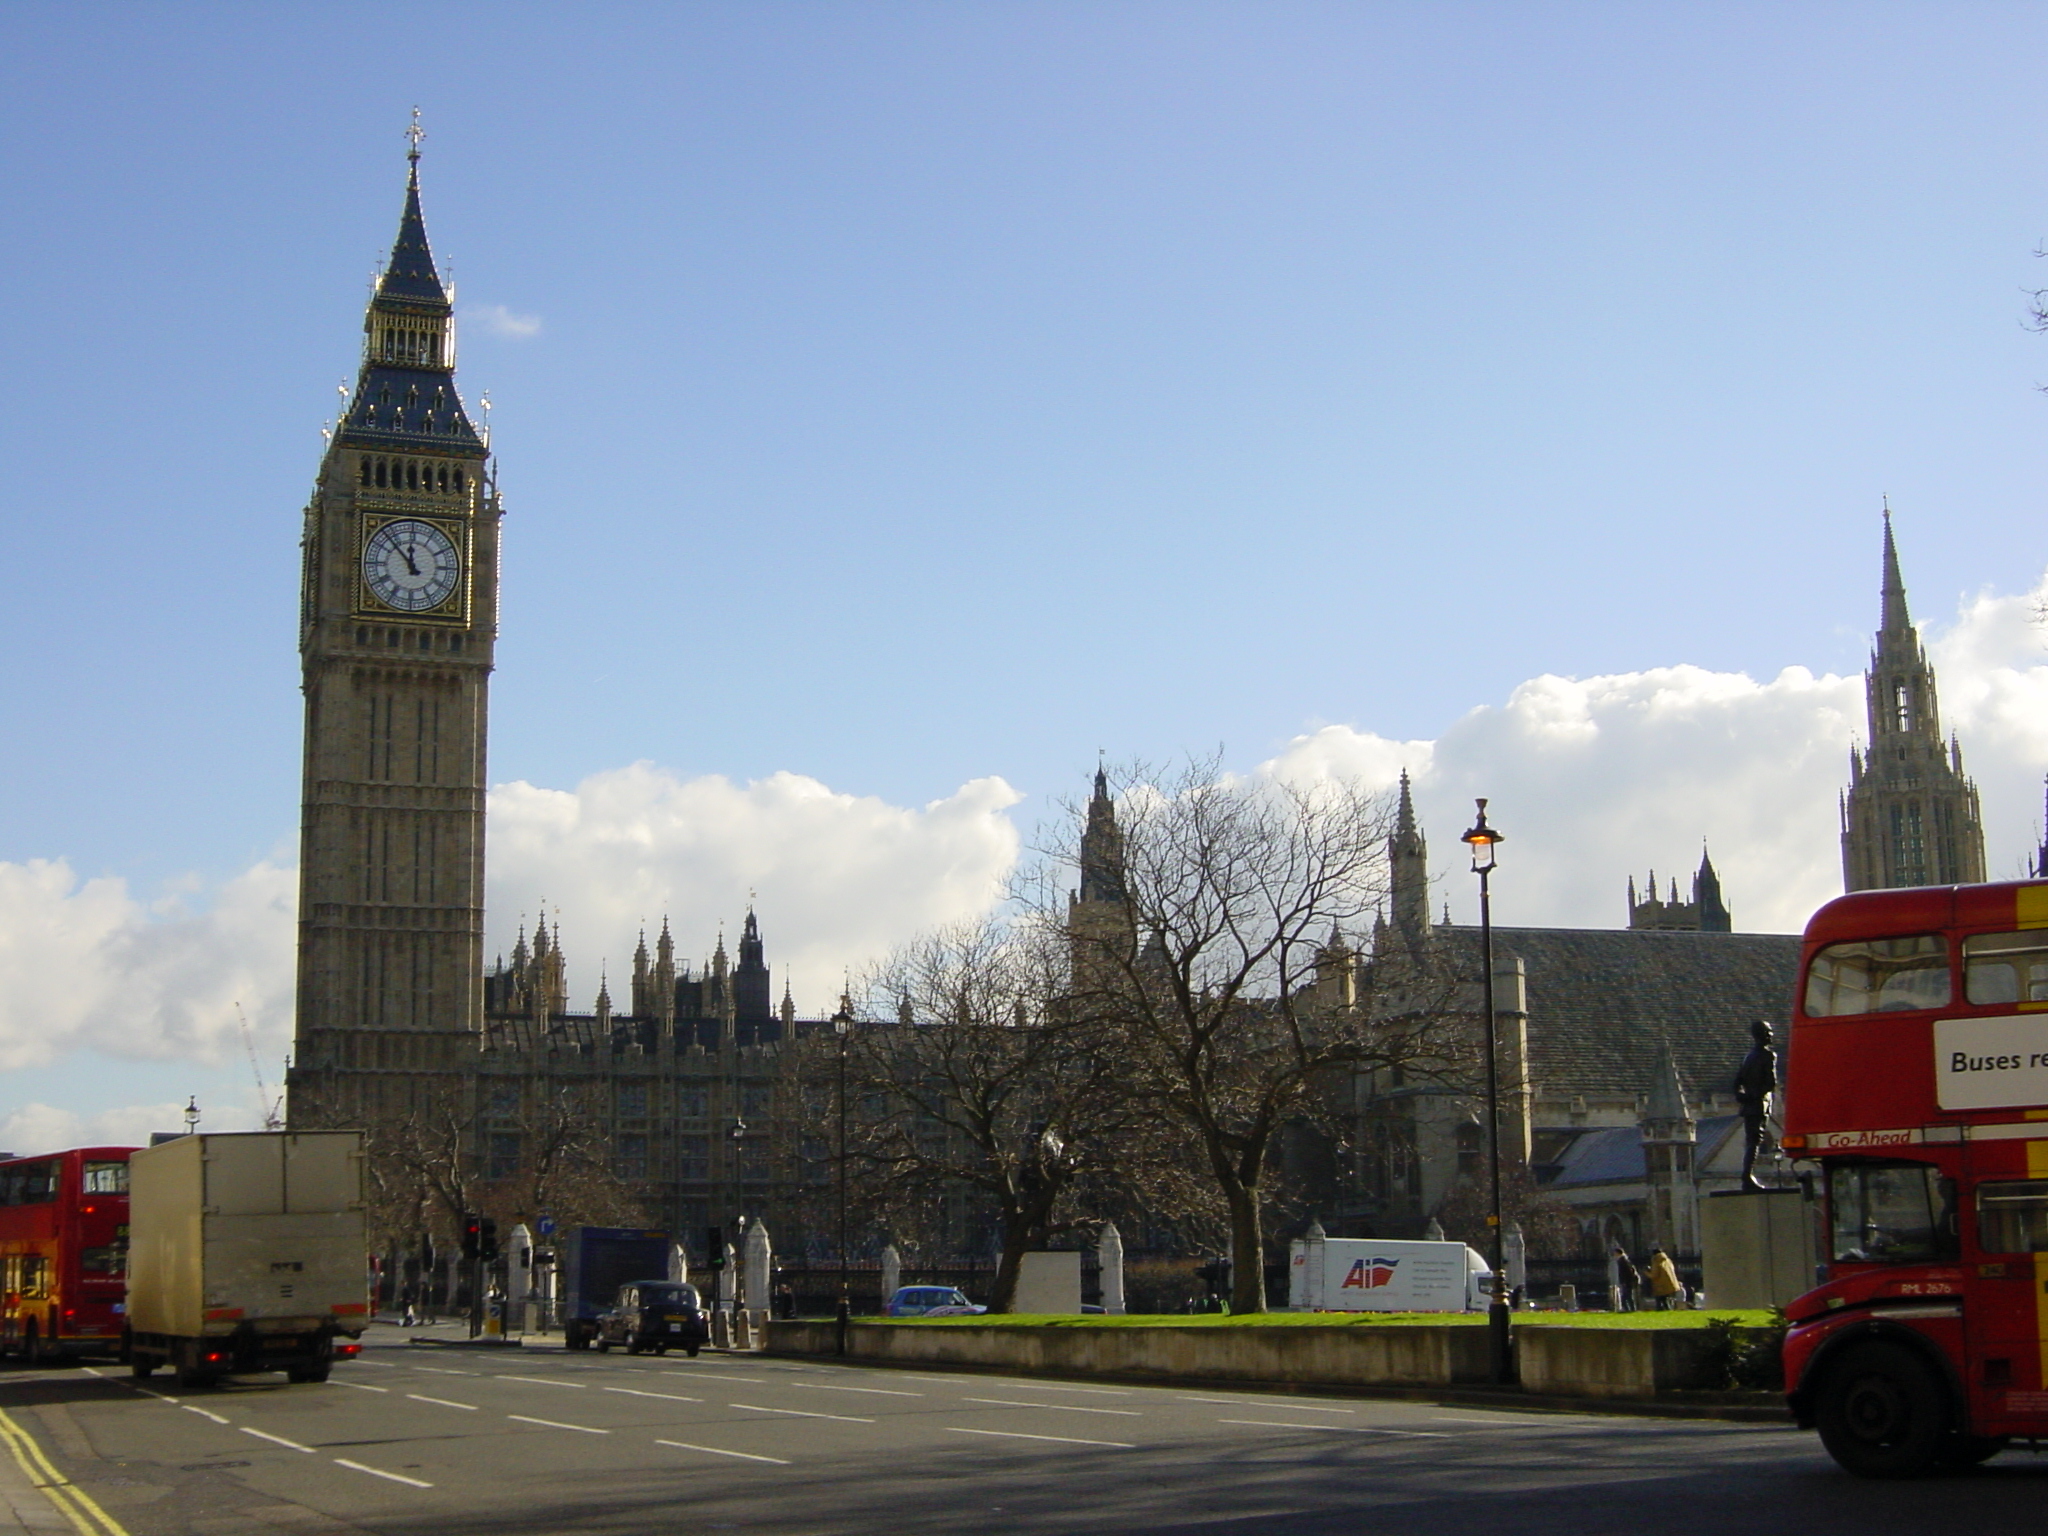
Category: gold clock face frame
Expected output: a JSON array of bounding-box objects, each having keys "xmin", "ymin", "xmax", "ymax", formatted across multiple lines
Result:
[{"xmin": 357, "ymin": 512, "xmax": 467, "ymax": 620}]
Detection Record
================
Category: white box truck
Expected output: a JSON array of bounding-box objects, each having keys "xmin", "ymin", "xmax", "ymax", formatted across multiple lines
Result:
[
  {"xmin": 126, "ymin": 1132, "xmax": 368, "ymax": 1387},
  {"xmin": 1287, "ymin": 1236, "xmax": 1492, "ymax": 1313}
]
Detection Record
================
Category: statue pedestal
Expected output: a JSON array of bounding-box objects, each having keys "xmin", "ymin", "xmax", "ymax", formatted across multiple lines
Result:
[{"xmin": 1700, "ymin": 1188, "xmax": 1816, "ymax": 1309}]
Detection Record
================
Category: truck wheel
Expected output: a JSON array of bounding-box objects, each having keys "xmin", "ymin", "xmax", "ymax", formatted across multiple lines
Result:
[
  {"xmin": 595, "ymin": 1337, "xmax": 610, "ymax": 1353},
  {"xmin": 130, "ymin": 1357, "xmax": 156, "ymax": 1379},
  {"xmin": 685, "ymin": 1344, "xmax": 700, "ymax": 1358},
  {"xmin": 287, "ymin": 1363, "xmax": 331, "ymax": 1384},
  {"xmin": 625, "ymin": 1338, "xmax": 643, "ymax": 1356},
  {"xmin": 175, "ymin": 1363, "xmax": 214, "ymax": 1390},
  {"xmin": 1815, "ymin": 1341, "xmax": 1949, "ymax": 1478},
  {"xmin": 566, "ymin": 1329, "xmax": 588, "ymax": 1352}
]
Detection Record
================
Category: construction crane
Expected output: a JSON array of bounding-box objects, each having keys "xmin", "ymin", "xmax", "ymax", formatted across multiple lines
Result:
[{"xmin": 237, "ymin": 1003, "xmax": 285, "ymax": 1132}]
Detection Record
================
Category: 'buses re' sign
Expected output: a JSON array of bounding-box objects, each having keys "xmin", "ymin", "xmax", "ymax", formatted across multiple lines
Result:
[{"xmin": 1933, "ymin": 1015, "xmax": 2048, "ymax": 1110}]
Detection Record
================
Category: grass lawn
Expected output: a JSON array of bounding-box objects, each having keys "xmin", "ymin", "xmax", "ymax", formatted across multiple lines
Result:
[{"xmin": 900, "ymin": 1309, "xmax": 1777, "ymax": 1329}]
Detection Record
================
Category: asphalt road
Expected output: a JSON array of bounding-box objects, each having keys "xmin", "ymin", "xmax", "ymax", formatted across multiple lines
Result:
[{"xmin": 0, "ymin": 1329, "xmax": 2040, "ymax": 1535}]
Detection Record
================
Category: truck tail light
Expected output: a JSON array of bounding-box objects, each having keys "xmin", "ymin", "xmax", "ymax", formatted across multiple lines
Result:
[
  {"xmin": 204, "ymin": 1350, "xmax": 228, "ymax": 1364},
  {"xmin": 335, "ymin": 1342, "xmax": 361, "ymax": 1358}
]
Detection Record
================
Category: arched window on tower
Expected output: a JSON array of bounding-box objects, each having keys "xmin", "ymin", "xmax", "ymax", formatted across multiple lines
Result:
[
  {"xmin": 1455, "ymin": 1122, "xmax": 1483, "ymax": 1179},
  {"xmin": 1894, "ymin": 682, "xmax": 1912, "ymax": 732}
]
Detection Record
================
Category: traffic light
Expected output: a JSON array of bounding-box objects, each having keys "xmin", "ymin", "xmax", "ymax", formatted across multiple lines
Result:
[
  {"xmin": 461, "ymin": 1214, "xmax": 482, "ymax": 1262},
  {"xmin": 479, "ymin": 1216, "xmax": 499, "ymax": 1263},
  {"xmin": 706, "ymin": 1226, "xmax": 724, "ymax": 1269}
]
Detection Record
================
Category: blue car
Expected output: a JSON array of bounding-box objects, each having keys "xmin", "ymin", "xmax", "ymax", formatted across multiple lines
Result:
[{"xmin": 885, "ymin": 1286, "xmax": 985, "ymax": 1317}]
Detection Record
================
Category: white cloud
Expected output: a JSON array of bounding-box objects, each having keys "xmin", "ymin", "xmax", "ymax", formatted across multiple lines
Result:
[
  {"xmin": 1263, "ymin": 571, "xmax": 2048, "ymax": 935},
  {"xmin": 0, "ymin": 857, "xmax": 295, "ymax": 1072},
  {"xmin": 484, "ymin": 766, "xmax": 1023, "ymax": 1013},
  {"xmin": 2, "ymin": 575, "xmax": 2043, "ymax": 1101},
  {"xmin": 0, "ymin": 1102, "xmax": 195, "ymax": 1158},
  {"xmin": 463, "ymin": 304, "xmax": 541, "ymax": 339}
]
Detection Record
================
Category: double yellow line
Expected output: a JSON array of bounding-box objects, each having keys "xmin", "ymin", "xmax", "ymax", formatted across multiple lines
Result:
[{"xmin": 0, "ymin": 1406, "xmax": 130, "ymax": 1536}]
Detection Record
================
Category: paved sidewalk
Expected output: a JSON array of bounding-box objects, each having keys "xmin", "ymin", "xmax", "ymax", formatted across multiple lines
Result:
[{"xmin": 0, "ymin": 1402, "xmax": 117, "ymax": 1534}]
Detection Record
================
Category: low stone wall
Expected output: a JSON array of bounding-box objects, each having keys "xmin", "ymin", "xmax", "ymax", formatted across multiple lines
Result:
[
  {"xmin": 1515, "ymin": 1325, "xmax": 1753, "ymax": 1398},
  {"xmin": 766, "ymin": 1319, "xmax": 1490, "ymax": 1386},
  {"xmin": 768, "ymin": 1319, "xmax": 1776, "ymax": 1400}
]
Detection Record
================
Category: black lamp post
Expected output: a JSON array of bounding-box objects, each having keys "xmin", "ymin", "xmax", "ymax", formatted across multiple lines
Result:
[
  {"xmin": 832, "ymin": 992, "xmax": 854, "ymax": 1354},
  {"xmin": 1459, "ymin": 798, "xmax": 1512, "ymax": 1386}
]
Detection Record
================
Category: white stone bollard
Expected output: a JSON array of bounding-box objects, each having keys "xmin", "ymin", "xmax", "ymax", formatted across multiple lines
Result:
[
  {"xmin": 507, "ymin": 1223, "xmax": 533, "ymax": 1332},
  {"xmin": 1097, "ymin": 1222, "xmax": 1126, "ymax": 1315},
  {"xmin": 880, "ymin": 1244, "xmax": 901, "ymax": 1309},
  {"xmin": 742, "ymin": 1220, "xmax": 772, "ymax": 1314}
]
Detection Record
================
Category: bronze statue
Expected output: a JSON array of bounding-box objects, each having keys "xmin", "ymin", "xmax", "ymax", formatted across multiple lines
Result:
[{"xmin": 1733, "ymin": 1018, "xmax": 1779, "ymax": 1190}]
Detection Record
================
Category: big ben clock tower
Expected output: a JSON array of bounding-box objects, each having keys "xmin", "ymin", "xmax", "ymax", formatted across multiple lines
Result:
[{"xmin": 290, "ymin": 124, "xmax": 499, "ymax": 1121}]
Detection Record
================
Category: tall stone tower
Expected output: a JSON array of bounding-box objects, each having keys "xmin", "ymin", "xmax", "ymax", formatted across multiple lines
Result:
[
  {"xmin": 290, "ymin": 130, "xmax": 501, "ymax": 1118},
  {"xmin": 1840, "ymin": 513, "xmax": 1985, "ymax": 893},
  {"xmin": 1388, "ymin": 770, "xmax": 1430, "ymax": 953},
  {"xmin": 1638, "ymin": 1040, "xmax": 1699, "ymax": 1255},
  {"xmin": 1068, "ymin": 766, "xmax": 1133, "ymax": 987}
]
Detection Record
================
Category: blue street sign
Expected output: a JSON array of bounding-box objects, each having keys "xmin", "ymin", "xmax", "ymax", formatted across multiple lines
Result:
[{"xmin": 537, "ymin": 1216, "xmax": 556, "ymax": 1237}]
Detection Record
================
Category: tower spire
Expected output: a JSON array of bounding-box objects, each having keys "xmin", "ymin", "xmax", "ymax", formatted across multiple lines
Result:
[
  {"xmin": 1841, "ymin": 508, "xmax": 1985, "ymax": 891},
  {"xmin": 1880, "ymin": 501, "xmax": 1910, "ymax": 635}
]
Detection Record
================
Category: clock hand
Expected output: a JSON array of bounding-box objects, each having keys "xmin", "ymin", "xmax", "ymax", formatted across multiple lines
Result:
[{"xmin": 398, "ymin": 540, "xmax": 420, "ymax": 576}]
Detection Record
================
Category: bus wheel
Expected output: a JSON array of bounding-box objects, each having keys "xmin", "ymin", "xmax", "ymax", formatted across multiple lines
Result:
[
  {"xmin": 1816, "ymin": 1342, "xmax": 1948, "ymax": 1478},
  {"xmin": 1936, "ymin": 1434, "xmax": 2007, "ymax": 1468}
]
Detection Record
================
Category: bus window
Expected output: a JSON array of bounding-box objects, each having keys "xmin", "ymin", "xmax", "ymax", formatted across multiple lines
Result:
[
  {"xmin": 1830, "ymin": 1161, "xmax": 1955, "ymax": 1262},
  {"xmin": 80, "ymin": 1162, "xmax": 127, "ymax": 1196},
  {"xmin": 1963, "ymin": 932, "xmax": 2048, "ymax": 1007},
  {"xmin": 1804, "ymin": 935, "xmax": 1950, "ymax": 1016},
  {"xmin": 1977, "ymin": 1181, "xmax": 2048, "ymax": 1254},
  {"xmin": 79, "ymin": 1246, "xmax": 126, "ymax": 1277},
  {"xmin": 18, "ymin": 1255, "xmax": 47, "ymax": 1300},
  {"xmin": 0, "ymin": 1161, "xmax": 60, "ymax": 1207}
]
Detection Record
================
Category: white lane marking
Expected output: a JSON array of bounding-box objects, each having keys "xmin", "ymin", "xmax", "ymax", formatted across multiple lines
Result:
[
  {"xmin": 1218, "ymin": 1418, "xmax": 1448, "ymax": 1438},
  {"xmin": 133, "ymin": 1388, "xmax": 179, "ymax": 1404},
  {"xmin": 694, "ymin": 1374, "xmax": 771, "ymax": 1384},
  {"xmin": 182, "ymin": 1405, "xmax": 230, "ymax": 1425},
  {"xmin": 81, "ymin": 1367, "xmax": 104, "ymax": 1378},
  {"xmin": 241, "ymin": 1427, "xmax": 315, "ymax": 1454},
  {"xmin": 413, "ymin": 1367, "xmax": 479, "ymax": 1377},
  {"xmin": 981, "ymin": 1381, "xmax": 1132, "ymax": 1396},
  {"xmin": 965, "ymin": 1397, "xmax": 1142, "ymax": 1417},
  {"xmin": 787, "ymin": 1382, "xmax": 923, "ymax": 1398},
  {"xmin": 603, "ymin": 1387, "xmax": 703, "ymax": 1403},
  {"xmin": 945, "ymin": 1427, "xmax": 1135, "ymax": 1449},
  {"xmin": 406, "ymin": 1394, "xmax": 478, "ymax": 1411},
  {"xmin": 333, "ymin": 1458, "xmax": 433, "ymax": 1488},
  {"xmin": 730, "ymin": 1402, "xmax": 875, "ymax": 1424},
  {"xmin": 356, "ymin": 1359, "xmax": 398, "ymax": 1368},
  {"xmin": 333, "ymin": 1381, "xmax": 390, "ymax": 1393},
  {"xmin": 508, "ymin": 1414, "xmax": 609, "ymax": 1434},
  {"xmin": 501, "ymin": 1376, "xmax": 589, "ymax": 1390},
  {"xmin": 1214, "ymin": 1401, "xmax": 1356, "ymax": 1415},
  {"xmin": 655, "ymin": 1439, "xmax": 791, "ymax": 1465},
  {"xmin": 1428, "ymin": 1414, "xmax": 1532, "ymax": 1426}
]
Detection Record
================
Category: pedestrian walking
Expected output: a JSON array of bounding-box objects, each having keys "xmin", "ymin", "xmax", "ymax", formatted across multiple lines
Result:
[
  {"xmin": 1644, "ymin": 1246, "xmax": 1682, "ymax": 1310},
  {"xmin": 1610, "ymin": 1245, "xmax": 1640, "ymax": 1312}
]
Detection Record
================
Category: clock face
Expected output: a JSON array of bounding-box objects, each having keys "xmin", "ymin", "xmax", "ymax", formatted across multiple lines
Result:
[{"xmin": 362, "ymin": 518, "xmax": 461, "ymax": 613}]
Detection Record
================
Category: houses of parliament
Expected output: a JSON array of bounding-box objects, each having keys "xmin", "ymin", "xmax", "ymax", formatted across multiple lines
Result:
[{"xmin": 285, "ymin": 139, "xmax": 2023, "ymax": 1261}]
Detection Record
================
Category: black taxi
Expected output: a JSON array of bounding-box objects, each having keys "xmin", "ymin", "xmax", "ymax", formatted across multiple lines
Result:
[{"xmin": 593, "ymin": 1280, "xmax": 709, "ymax": 1356}]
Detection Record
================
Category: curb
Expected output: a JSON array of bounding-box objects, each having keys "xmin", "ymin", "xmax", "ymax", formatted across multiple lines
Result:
[{"xmin": 772, "ymin": 1352, "xmax": 1792, "ymax": 1424}]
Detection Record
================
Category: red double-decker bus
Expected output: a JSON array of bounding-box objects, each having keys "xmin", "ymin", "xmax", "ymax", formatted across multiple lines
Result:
[
  {"xmin": 1782, "ymin": 878, "xmax": 2048, "ymax": 1476},
  {"xmin": 0, "ymin": 1146, "xmax": 138, "ymax": 1360}
]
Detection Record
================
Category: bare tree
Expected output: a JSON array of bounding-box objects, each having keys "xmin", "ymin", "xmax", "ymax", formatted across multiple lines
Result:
[
  {"xmin": 480, "ymin": 1081, "xmax": 649, "ymax": 1232},
  {"xmin": 841, "ymin": 914, "xmax": 1174, "ymax": 1312},
  {"xmin": 1050, "ymin": 758, "xmax": 1474, "ymax": 1313}
]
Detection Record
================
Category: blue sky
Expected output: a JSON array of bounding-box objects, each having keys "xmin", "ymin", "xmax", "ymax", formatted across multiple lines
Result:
[{"xmin": 4, "ymin": 3, "xmax": 2048, "ymax": 1141}]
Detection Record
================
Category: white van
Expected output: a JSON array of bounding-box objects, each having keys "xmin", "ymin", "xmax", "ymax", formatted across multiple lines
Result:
[{"xmin": 1287, "ymin": 1236, "xmax": 1492, "ymax": 1313}]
